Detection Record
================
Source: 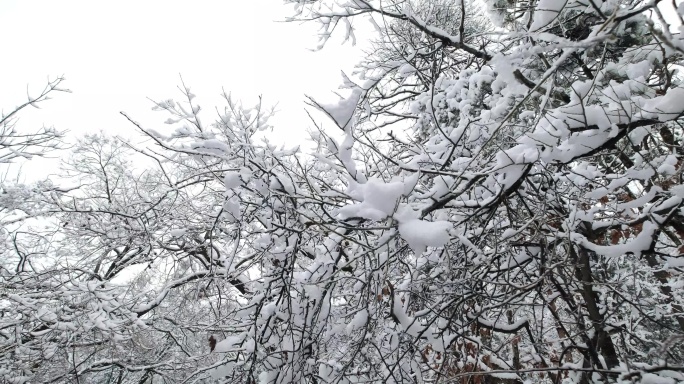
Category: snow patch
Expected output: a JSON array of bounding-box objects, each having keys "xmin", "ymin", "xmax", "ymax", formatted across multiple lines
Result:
[
  {"xmin": 339, "ymin": 178, "xmax": 406, "ymax": 220},
  {"xmin": 170, "ymin": 228, "xmax": 187, "ymax": 238},
  {"xmin": 224, "ymin": 172, "xmax": 242, "ymax": 189},
  {"xmin": 530, "ymin": 0, "xmax": 567, "ymax": 31},
  {"xmin": 317, "ymin": 88, "xmax": 363, "ymax": 130},
  {"xmin": 398, "ymin": 219, "xmax": 452, "ymax": 254}
]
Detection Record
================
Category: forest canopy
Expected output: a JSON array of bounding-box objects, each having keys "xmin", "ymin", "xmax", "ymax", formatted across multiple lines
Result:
[{"xmin": 1, "ymin": 0, "xmax": 684, "ymax": 383}]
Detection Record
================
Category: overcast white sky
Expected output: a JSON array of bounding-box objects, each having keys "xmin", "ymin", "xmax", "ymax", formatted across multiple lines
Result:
[{"xmin": 0, "ymin": 0, "xmax": 371, "ymax": 178}]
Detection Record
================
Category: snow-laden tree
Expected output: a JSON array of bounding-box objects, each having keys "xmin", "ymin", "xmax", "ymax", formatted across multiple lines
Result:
[
  {"xmin": 0, "ymin": 77, "xmax": 67, "ymax": 226},
  {"xmin": 0, "ymin": 97, "xmax": 259, "ymax": 382},
  {"xmin": 271, "ymin": 0, "xmax": 684, "ymax": 382},
  {"xmin": 2, "ymin": 0, "xmax": 684, "ymax": 383},
  {"xmin": 0, "ymin": 77, "xmax": 71, "ymax": 382},
  {"xmin": 2, "ymin": 86, "xmax": 319, "ymax": 383}
]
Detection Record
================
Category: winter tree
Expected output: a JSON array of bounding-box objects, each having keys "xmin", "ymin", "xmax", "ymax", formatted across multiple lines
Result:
[
  {"xmin": 2, "ymin": 0, "xmax": 684, "ymax": 383},
  {"xmin": 274, "ymin": 0, "xmax": 684, "ymax": 382}
]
